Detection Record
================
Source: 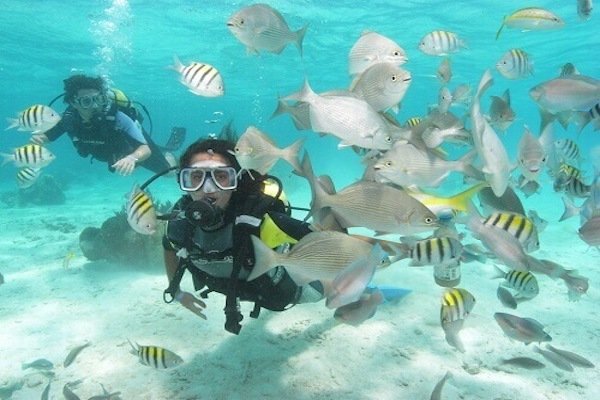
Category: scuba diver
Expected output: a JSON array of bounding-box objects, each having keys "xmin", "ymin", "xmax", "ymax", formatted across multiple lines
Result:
[
  {"xmin": 32, "ymin": 74, "xmax": 184, "ymax": 175},
  {"xmin": 162, "ymin": 131, "xmax": 324, "ymax": 334}
]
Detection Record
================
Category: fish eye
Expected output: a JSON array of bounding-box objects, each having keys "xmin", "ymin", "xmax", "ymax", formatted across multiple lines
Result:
[
  {"xmin": 391, "ymin": 75, "xmax": 397, "ymax": 81},
  {"xmin": 384, "ymin": 160, "xmax": 392, "ymax": 167},
  {"xmin": 393, "ymin": 50, "xmax": 400, "ymax": 56},
  {"xmin": 385, "ymin": 136, "xmax": 392, "ymax": 143},
  {"xmin": 424, "ymin": 217, "xmax": 435, "ymax": 224}
]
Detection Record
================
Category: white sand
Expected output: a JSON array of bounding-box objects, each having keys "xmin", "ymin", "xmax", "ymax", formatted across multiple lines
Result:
[{"xmin": 1, "ymin": 171, "xmax": 600, "ymax": 400}]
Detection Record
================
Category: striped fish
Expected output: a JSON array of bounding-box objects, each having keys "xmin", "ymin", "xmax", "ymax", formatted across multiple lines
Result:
[
  {"xmin": 6, "ymin": 104, "xmax": 61, "ymax": 133},
  {"xmin": 128, "ymin": 339, "xmax": 183, "ymax": 369},
  {"xmin": 1, "ymin": 144, "xmax": 55, "ymax": 168},
  {"xmin": 496, "ymin": 49, "xmax": 533, "ymax": 80},
  {"xmin": 493, "ymin": 265, "xmax": 539, "ymax": 299},
  {"xmin": 483, "ymin": 211, "xmax": 539, "ymax": 253},
  {"xmin": 564, "ymin": 177, "xmax": 591, "ymax": 198},
  {"xmin": 440, "ymin": 288, "xmax": 475, "ymax": 352},
  {"xmin": 171, "ymin": 55, "xmax": 224, "ymax": 97},
  {"xmin": 126, "ymin": 185, "xmax": 158, "ymax": 235},
  {"xmin": 418, "ymin": 30, "xmax": 467, "ymax": 56},
  {"xmin": 16, "ymin": 167, "xmax": 41, "ymax": 189},
  {"xmin": 405, "ymin": 117, "xmax": 422, "ymax": 128},
  {"xmin": 405, "ymin": 236, "xmax": 463, "ymax": 267},
  {"xmin": 554, "ymin": 139, "xmax": 580, "ymax": 164}
]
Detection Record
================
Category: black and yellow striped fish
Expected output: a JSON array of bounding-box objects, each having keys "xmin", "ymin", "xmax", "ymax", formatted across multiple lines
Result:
[
  {"xmin": 440, "ymin": 287, "xmax": 476, "ymax": 324},
  {"xmin": 482, "ymin": 211, "xmax": 539, "ymax": 252},
  {"xmin": 126, "ymin": 185, "xmax": 158, "ymax": 235},
  {"xmin": 16, "ymin": 167, "xmax": 41, "ymax": 189},
  {"xmin": 408, "ymin": 236, "xmax": 463, "ymax": 266},
  {"xmin": 172, "ymin": 56, "xmax": 224, "ymax": 98},
  {"xmin": 405, "ymin": 117, "xmax": 422, "ymax": 128},
  {"xmin": 128, "ymin": 339, "xmax": 184, "ymax": 369},
  {"xmin": 564, "ymin": 176, "xmax": 591, "ymax": 198},
  {"xmin": 493, "ymin": 265, "xmax": 539, "ymax": 299},
  {"xmin": 554, "ymin": 139, "xmax": 580, "ymax": 164},
  {"xmin": 1, "ymin": 144, "xmax": 55, "ymax": 168},
  {"xmin": 6, "ymin": 104, "xmax": 61, "ymax": 133}
]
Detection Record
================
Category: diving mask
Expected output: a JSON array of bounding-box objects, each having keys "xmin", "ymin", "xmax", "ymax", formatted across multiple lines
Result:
[
  {"xmin": 74, "ymin": 92, "xmax": 109, "ymax": 109},
  {"xmin": 179, "ymin": 161, "xmax": 238, "ymax": 193}
]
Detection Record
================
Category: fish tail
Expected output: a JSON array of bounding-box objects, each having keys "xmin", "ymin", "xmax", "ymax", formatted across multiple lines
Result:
[
  {"xmin": 271, "ymin": 97, "xmax": 291, "ymax": 119},
  {"xmin": 295, "ymin": 24, "xmax": 309, "ymax": 57},
  {"xmin": 283, "ymin": 138, "xmax": 305, "ymax": 173},
  {"xmin": 247, "ymin": 235, "xmax": 280, "ymax": 281},
  {"xmin": 298, "ymin": 152, "xmax": 329, "ymax": 219},
  {"xmin": 447, "ymin": 182, "xmax": 488, "ymax": 213},
  {"xmin": 169, "ymin": 54, "xmax": 184, "ymax": 72},
  {"xmin": 5, "ymin": 117, "xmax": 18, "ymax": 130},
  {"xmin": 495, "ymin": 18, "xmax": 506, "ymax": 40},
  {"xmin": 126, "ymin": 338, "xmax": 138, "ymax": 355},
  {"xmin": 491, "ymin": 264, "xmax": 506, "ymax": 279},
  {"xmin": 559, "ymin": 195, "xmax": 579, "ymax": 221},
  {"xmin": 1, "ymin": 153, "xmax": 12, "ymax": 167}
]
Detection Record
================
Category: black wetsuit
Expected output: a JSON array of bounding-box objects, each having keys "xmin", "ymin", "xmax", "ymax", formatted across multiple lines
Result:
[
  {"xmin": 44, "ymin": 104, "xmax": 171, "ymax": 173},
  {"xmin": 163, "ymin": 194, "xmax": 313, "ymax": 312}
]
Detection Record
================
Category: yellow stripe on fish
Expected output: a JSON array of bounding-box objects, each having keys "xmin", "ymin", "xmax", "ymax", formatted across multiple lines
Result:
[
  {"xmin": 483, "ymin": 211, "xmax": 539, "ymax": 252},
  {"xmin": 440, "ymin": 288, "xmax": 475, "ymax": 323},
  {"xmin": 128, "ymin": 339, "xmax": 183, "ymax": 369}
]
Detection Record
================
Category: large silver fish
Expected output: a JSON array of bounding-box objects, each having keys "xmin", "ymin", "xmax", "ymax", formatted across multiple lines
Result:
[
  {"xmin": 348, "ymin": 31, "xmax": 407, "ymax": 76},
  {"xmin": 234, "ymin": 125, "xmax": 303, "ymax": 174},
  {"xmin": 227, "ymin": 4, "xmax": 307, "ymax": 55},
  {"xmin": 350, "ymin": 63, "xmax": 412, "ymax": 113},
  {"xmin": 494, "ymin": 312, "xmax": 552, "ymax": 344},
  {"xmin": 470, "ymin": 70, "xmax": 512, "ymax": 197},
  {"xmin": 301, "ymin": 154, "xmax": 439, "ymax": 235}
]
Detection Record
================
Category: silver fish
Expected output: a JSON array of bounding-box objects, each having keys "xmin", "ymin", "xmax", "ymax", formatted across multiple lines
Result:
[
  {"xmin": 496, "ymin": 7, "xmax": 564, "ymax": 39},
  {"xmin": 496, "ymin": 49, "xmax": 533, "ymax": 80},
  {"xmin": 471, "ymin": 70, "xmax": 511, "ymax": 197},
  {"xmin": 326, "ymin": 243, "xmax": 389, "ymax": 309},
  {"xmin": 288, "ymin": 81, "xmax": 393, "ymax": 150},
  {"xmin": 533, "ymin": 346, "xmax": 573, "ymax": 371},
  {"xmin": 227, "ymin": 4, "xmax": 307, "ymax": 55},
  {"xmin": 16, "ymin": 167, "xmax": 41, "ymax": 189},
  {"xmin": 403, "ymin": 236, "xmax": 463, "ymax": 267},
  {"xmin": 419, "ymin": 30, "xmax": 467, "ymax": 56},
  {"xmin": 126, "ymin": 185, "xmax": 158, "ymax": 235},
  {"xmin": 483, "ymin": 211, "xmax": 539, "ymax": 253},
  {"xmin": 554, "ymin": 138, "xmax": 580, "ymax": 164},
  {"xmin": 63, "ymin": 383, "xmax": 81, "ymax": 400},
  {"xmin": 249, "ymin": 231, "xmax": 383, "ymax": 284},
  {"xmin": 350, "ymin": 63, "xmax": 412, "ymax": 113},
  {"xmin": 577, "ymin": 0, "xmax": 593, "ymax": 20},
  {"xmin": 430, "ymin": 371, "xmax": 452, "ymax": 400},
  {"xmin": 234, "ymin": 125, "xmax": 303, "ymax": 174},
  {"xmin": 501, "ymin": 356, "xmax": 545, "ymax": 369},
  {"xmin": 6, "ymin": 104, "xmax": 61, "ymax": 133},
  {"xmin": 64, "ymin": 342, "xmax": 91, "ymax": 368},
  {"xmin": 436, "ymin": 58, "xmax": 452, "ymax": 84},
  {"xmin": 493, "ymin": 265, "xmax": 539, "ymax": 299},
  {"xmin": 1, "ymin": 144, "xmax": 55, "ymax": 168},
  {"xmin": 41, "ymin": 381, "xmax": 51, "ymax": 400},
  {"xmin": 271, "ymin": 98, "xmax": 312, "ymax": 131},
  {"xmin": 478, "ymin": 186, "xmax": 526, "ymax": 215},
  {"xmin": 579, "ymin": 215, "xmax": 600, "ymax": 246},
  {"xmin": 333, "ymin": 288, "xmax": 385, "ymax": 326},
  {"xmin": 494, "ymin": 312, "xmax": 552, "ymax": 344},
  {"xmin": 488, "ymin": 89, "xmax": 515, "ymax": 132},
  {"xmin": 452, "ymin": 84, "xmax": 472, "ymax": 105},
  {"xmin": 497, "ymin": 285, "xmax": 518, "ymax": 309},
  {"xmin": 170, "ymin": 56, "xmax": 224, "ymax": 97},
  {"xmin": 128, "ymin": 339, "xmax": 184, "ymax": 369},
  {"xmin": 545, "ymin": 344, "xmax": 595, "ymax": 368},
  {"xmin": 22, "ymin": 358, "xmax": 54, "ymax": 370},
  {"xmin": 517, "ymin": 127, "xmax": 546, "ymax": 185},
  {"xmin": 348, "ymin": 31, "xmax": 407, "ymax": 76}
]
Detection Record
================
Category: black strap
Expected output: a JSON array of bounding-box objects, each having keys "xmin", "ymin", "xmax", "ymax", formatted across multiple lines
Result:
[{"xmin": 162, "ymin": 258, "xmax": 187, "ymax": 304}]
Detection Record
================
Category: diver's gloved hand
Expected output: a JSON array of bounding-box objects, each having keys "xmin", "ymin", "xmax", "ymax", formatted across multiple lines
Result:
[
  {"xmin": 175, "ymin": 290, "xmax": 207, "ymax": 320},
  {"xmin": 112, "ymin": 155, "xmax": 137, "ymax": 176}
]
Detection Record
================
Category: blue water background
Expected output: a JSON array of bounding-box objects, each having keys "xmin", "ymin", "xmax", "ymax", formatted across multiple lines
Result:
[{"xmin": 0, "ymin": 0, "xmax": 598, "ymax": 204}]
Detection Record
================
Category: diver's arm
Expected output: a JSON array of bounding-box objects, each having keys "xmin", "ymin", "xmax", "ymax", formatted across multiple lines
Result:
[
  {"xmin": 163, "ymin": 248, "xmax": 207, "ymax": 319},
  {"xmin": 163, "ymin": 248, "xmax": 179, "ymax": 283}
]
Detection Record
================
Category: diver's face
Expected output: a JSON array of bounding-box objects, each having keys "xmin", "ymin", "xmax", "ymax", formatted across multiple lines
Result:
[
  {"xmin": 187, "ymin": 152, "xmax": 234, "ymax": 209},
  {"xmin": 71, "ymin": 88, "xmax": 107, "ymax": 120}
]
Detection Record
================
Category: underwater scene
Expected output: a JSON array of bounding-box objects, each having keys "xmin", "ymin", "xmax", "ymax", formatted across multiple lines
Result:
[{"xmin": 1, "ymin": 0, "xmax": 599, "ymax": 398}]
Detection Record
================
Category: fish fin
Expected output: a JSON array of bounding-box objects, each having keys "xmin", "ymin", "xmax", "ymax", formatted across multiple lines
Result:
[
  {"xmin": 247, "ymin": 235, "xmax": 280, "ymax": 281},
  {"xmin": 5, "ymin": 117, "xmax": 19, "ymax": 130},
  {"xmin": 295, "ymin": 24, "xmax": 308, "ymax": 57},
  {"xmin": 1, "ymin": 153, "xmax": 13, "ymax": 167},
  {"xmin": 539, "ymin": 108, "xmax": 556, "ymax": 133},
  {"xmin": 492, "ymin": 264, "xmax": 506, "ymax": 279},
  {"xmin": 559, "ymin": 196, "xmax": 579, "ymax": 221},
  {"xmin": 495, "ymin": 18, "xmax": 506, "ymax": 40},
  {"xmin": 283, "ymin": 137, "xmax": 306, "ymax": 173},
  {"xmin": 127, "ymin": 338, "xmax": 138, "ymax": 355}
]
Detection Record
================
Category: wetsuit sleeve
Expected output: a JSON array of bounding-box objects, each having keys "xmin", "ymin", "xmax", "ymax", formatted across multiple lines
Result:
[
  {"xmin": 43, "ymin": 111, "xmax": 70, "ymax": 141},
  {"xmin": 115, "ymin": 111, "xmax": 147, "ymax": 144}
]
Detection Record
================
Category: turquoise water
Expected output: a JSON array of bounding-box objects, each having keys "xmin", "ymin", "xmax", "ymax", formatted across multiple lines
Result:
[{"xmin": 1, "ymin": 1, "xmax": 599, "ymax": 399}]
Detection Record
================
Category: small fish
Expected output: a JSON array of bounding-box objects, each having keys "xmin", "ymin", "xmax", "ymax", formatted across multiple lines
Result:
[
  {"xmin": 22, "ymin": 358, "xmax": 54, "ymax": 370},
  {"xmin": 63, "ymin": 251, "xmax": 76, "ymax": 269},
  {"xmin": 170, "ymin": 56, "xmax": 224, "ymax": 97},
  {"xmin": 1, "ymin": 144, "xmax": 55, "ymax": 168},
  {"xmin": 41, "ymin": 381, "xmax": 51, "ymax": 400},
  {"xmin": 577, "ymin": 0, "xmax": 593, "ymax": 20},
  {"xmin": 483, "ymin": 211, "xmax": 539, "ymax": 253},
  {"xmin": 16, "ymin": 167, "xmax": 41, "ymax": 189},
  {"xmin": 419, "ymin": 30, "xmax": 467, "ymax": 56},
  {"xmin": 348, "ymin": 31, "xmax": 408, "ymax": 76},
  {"xmin": 501, "ymin": 356, "xmax": 545, "ymax": 369},
  {"xmin": 430, "ymin": 371, "xmax": 452, "ymax": 400},
  {"xmin": 234, "ymin": 125, "xmax": 303, "ymax": 174},
  {"xmin": 488, "ymin": 89, "xmax": 515, "ymax": 132},
  {"xmin": 560, "ymin": 62, "xmax": 580, "ymax": 77},
  {"xmin": 333, "ymin": 288, "xmax": 385, "ymax": 326},
  {"xmin": 562, "ymin": 269, "xmax": 589, "ymax": 301},
  {"xmin": 554, "ymin": 139, "xmax": 580, "ymax": 164},
  {"xmin": 545, "ymin": 344, "xmax": 595, "ymax": 368},
  {"xmin": 564, "ymin": 176, "xmax": 591, "ymax": 198},
  {"xmin": 496, "ymin": 49, "xmax": 533, "ymax": 80},
  {"xmin": 494, "ymin": 312, "xmax": 552, "ymax": 344},
  {"xmin": 128, "ymin": 339, "xmax": 184, "ymax": 369},
  {"xmin": 6, "ymin": 104, "xmax": 61, "ymax": 133},
  {"xmin": 496, "ymin": 7, "xmax": 564, "ymax": 40},
  {"xmin": 227, "ymin": 4, "xmax": 307, "ymax": 56},
  {"xmin": 533, "ymin": 346, "xmax": 574, "ymax": 371},
  {"xmin": 402, "ymin": 236, "xmax": 463, "ymax": 267},
  {"xmin": 126, "ymin": 185, "xmax": 158, "ymax": 235},
  {"xmin": 517, "ymin": 126, "xmax": 546, "ymax": 185},
  {"xmin": 63, "ymin": 382, "xmax": 81, "ymax": 400},
  {"xmin": 405, "ymin": 117, "xmax": 422, "ymax": 128},
  {"xmin": 478, "ymin": 186, "xmax": 526, "ymax": 216},
  {"xmin": 436, "ymin": 58, "xmax": 452, "ymax": 84},
  {"xmin": 204, "ymin": 119, "xmax": 219, "ymax": 124},
  {"xmin": 440, "ymin": 288, "xmax": 476, "ymax": 352},
  {"xmin": 452, "ymin": 84, "xmax": 472, "ymax": 105},
  {"xmin": 497, "ymin": 285, "xmax": 518, "ymax": 309},
  {"xmin": 493, "ymin": 265, "xmax": 539, "ymax": 299},
  {"xmin": 407, "ymin": 183, "xmax": 487, "ymax": 219},
  {"xmin": 64, "ymin": 342, "xmax": 91, "ymax": 368},
  {"xmin": 437, "ymin": 86, "xmax": 452, "ymax": 113}
]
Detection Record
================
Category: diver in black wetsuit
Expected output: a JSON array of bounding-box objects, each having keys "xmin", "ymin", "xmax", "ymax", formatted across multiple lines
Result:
[
  {"xmin": 32, "ymin": 75, "xmax": 180, "ymax": 175},
  {"xmin": 162, "ymin": 133, "xmax": 324, "ymax": 334}
]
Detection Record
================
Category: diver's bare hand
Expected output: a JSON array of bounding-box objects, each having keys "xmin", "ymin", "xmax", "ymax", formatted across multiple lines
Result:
[
  {"xmin": 30, "ymin": 133, "xmax": 49, "ymax": 145},
  {"xmin": 176, "ymin": 290, "xmax": 207, "ymax": 320},
  {"xmin": 112, "ymin": 155, "xmax": 137, "ymax": 176}
]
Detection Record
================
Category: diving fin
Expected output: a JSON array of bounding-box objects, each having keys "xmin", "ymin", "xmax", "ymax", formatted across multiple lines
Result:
[{"xmin": 160, "ymin": 126, "xmax": 186, "ymax": 152}]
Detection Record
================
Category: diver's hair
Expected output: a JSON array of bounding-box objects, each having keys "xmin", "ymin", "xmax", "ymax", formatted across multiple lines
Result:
[{"xmin": 63, "ymin": 75, "xmax": 106, "ymax": 104}]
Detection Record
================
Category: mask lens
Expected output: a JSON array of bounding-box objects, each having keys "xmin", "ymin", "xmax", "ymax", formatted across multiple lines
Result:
[
  {"xmin": 179, "ymin": 168, "xmax": 207, "ymax": 191},
  {"xmin": 77, "ymin": 95, "xmax": 93, "ymax": 108},
  {"xmin": 210, "ymin": 167, "xmax": 237, "ymax": 190},
  {"xmin": 75, "ymin": 93, "xmax": 108, "ymax": 109}
]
